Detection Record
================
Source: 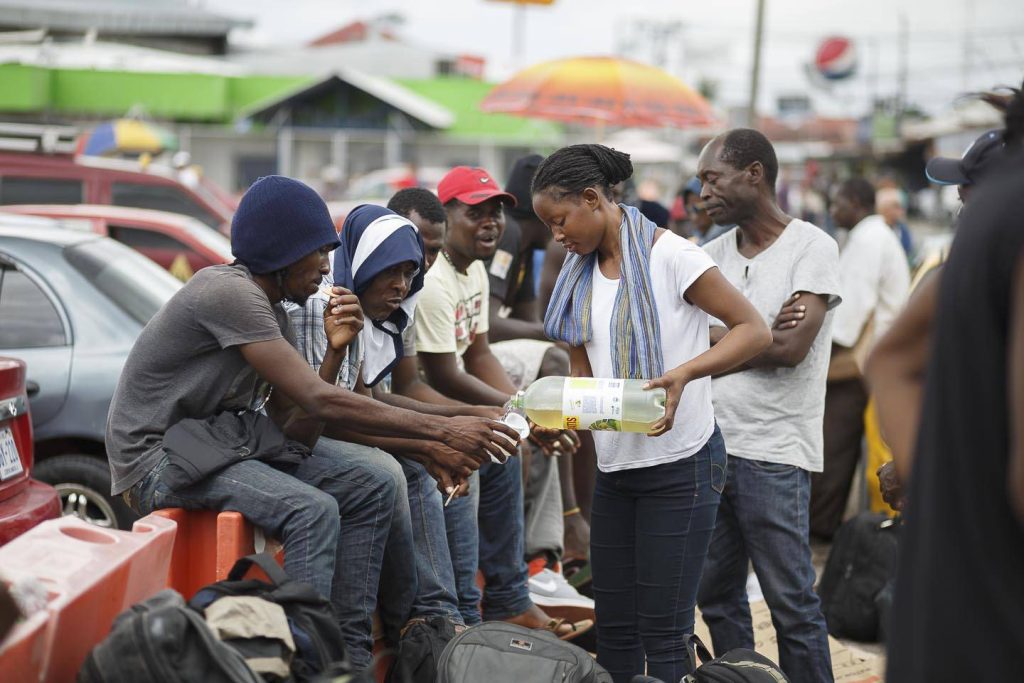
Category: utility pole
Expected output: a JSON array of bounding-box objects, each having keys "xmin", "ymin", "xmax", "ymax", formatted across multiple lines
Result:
[
  {"xmin": 748, "ymin": 0, "xmax": 767, "ymax": 127},
  {"xmin": 897, "ymin": 13, "xmax": 909, "ymax": 132},
  {"xmin": 512, "ymin": 2, "xmax": 526, "ymax": 69}
]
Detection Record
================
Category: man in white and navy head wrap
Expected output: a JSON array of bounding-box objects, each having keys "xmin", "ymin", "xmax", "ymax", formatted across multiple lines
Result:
[
  {"xmin": 334, "ymin": 204, "xmax": 427, "ymax": 387},
  {"xmin": 284, "ymin": 203, "xmax": 477, "ymax": 638}
]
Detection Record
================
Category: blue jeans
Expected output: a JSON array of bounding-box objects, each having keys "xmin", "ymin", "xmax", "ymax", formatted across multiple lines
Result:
[
  {"xmin": 591, "ymin": 426, "xmax": 725, "ymax": 683},
  {"xmin": 443, "ymin": 469, "xmax": 482, "ymax": 625},
  {"xmin": 130, "ymin": 438, "xmax": 404, "ymax": 669},
  {"xmin": 397, "ymin": 459, "xmax": 463, "ymax": 626},
  {"xmin": 697, "ymin": 456, "xmax": 833, "ymax": 683},
  {"xmin": 476, "ymin": 456, "xmax": 533, "ymax": 621}
]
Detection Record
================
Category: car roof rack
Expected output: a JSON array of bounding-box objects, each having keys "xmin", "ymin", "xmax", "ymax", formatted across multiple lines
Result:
[{"xmin": 0, "ymin": 122, "xmax": 79, "ymax": 155}]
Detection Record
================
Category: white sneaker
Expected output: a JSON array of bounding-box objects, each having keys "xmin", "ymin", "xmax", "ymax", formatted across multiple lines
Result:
[{"xmin": 529, "ymin": 567, "xmax": 596, "ymax": 622}]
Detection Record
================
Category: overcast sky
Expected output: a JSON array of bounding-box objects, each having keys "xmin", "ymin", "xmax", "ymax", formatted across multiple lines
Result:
[{"xmin": 202, "ymin": 0, "xmax": 1024, "ymax": 118}]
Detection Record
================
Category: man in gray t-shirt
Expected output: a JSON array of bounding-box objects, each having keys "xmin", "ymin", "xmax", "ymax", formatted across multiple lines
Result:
[
  {"xmin": 693, "ymin": 131, "xmax": 838, "ymax": 683},
  {"xmin": 106, "ymin": 176, "xmax": 518, "ymax": 668}
]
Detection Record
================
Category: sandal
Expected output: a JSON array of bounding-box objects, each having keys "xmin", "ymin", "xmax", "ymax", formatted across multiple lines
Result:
[
  {"xmin": 540, "ymin": 617, "xmax": 594, "ymax": 641},
  {"xmin": 562, "ymin": 558, "xmax": 592, "ymax": 590}
]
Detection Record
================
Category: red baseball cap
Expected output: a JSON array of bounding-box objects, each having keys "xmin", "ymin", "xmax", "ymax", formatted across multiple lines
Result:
[{"xmin": 438, "ymin": 166, "xmax": 517, "ymax": 207}]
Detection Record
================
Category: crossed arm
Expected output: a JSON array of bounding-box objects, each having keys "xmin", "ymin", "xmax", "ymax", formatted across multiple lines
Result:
[{"xmin": 710, "ymin": 290, "xmax": 830, "ymax": 372}]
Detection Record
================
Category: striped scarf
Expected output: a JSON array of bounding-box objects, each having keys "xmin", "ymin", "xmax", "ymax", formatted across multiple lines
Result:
[{"xmin": 543, "ymin": 204, "xmax": 664, "ymax": 380}]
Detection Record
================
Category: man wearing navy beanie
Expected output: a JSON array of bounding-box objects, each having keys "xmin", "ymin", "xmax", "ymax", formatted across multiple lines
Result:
[{"xmin": 107, "ymin": 176, "xmax": 521, "ymax": 669}]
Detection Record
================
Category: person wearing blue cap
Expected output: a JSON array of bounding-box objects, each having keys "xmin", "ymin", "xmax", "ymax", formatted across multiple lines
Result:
[{"xmin": 107, "ymin": 176, "xmax": 521, "ymax": 670}]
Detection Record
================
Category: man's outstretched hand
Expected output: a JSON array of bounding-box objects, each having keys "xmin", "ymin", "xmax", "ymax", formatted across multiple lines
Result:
[{"xmin": 442, "ymin": 416, "xmax": 521, "ymax": 464}]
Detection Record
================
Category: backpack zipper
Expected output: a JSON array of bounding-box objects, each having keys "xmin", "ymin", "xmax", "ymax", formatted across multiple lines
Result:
[{"xmin": 720, "ymin": 660, "xmax": 787, "ymax": 682}]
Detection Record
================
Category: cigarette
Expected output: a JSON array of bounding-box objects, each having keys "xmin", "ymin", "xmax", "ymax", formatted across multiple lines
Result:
[
  {"xmin": 320, "ymin": 285, "xmax": 336, "ymax": 298},
  {"xmin": 444, "ymin": 487, "xmax": 459, "ymax": 507}
]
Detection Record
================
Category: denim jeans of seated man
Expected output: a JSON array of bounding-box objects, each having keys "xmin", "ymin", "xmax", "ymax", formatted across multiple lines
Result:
[
  {"xmin": 697, "ymin": 455, "xmax": 834, "ymax": 683},
  {"xmin": 390, "ymin": 458, "xmax": 464, "ymax": 631},
  {"xmin": 128, "ymin": 437, "xmax": 407, "ymax": 670},
  {"xmin": 476, "ymin": 455, "xmax": 533, "ymax": 621},
  {"xmin": 443, "ymin": 468, "xmax": 482, "ymax": 625}
]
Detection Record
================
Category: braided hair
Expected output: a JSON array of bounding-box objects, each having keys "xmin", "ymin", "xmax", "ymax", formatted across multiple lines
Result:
[
  {"xmin": 977, "ymin": 79, "xmax": 1024, "ymax": 148},
  {"xmin": 1007, "ymin": 81, "xmax": 1024, "ymax": 147},
  {"xmin": 531, "ymin": 144, "xmax": 633, "ymax": 200}
]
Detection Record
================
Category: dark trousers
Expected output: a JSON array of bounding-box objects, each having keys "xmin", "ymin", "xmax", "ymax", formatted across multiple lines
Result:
[
  {"xmin": 591, "ymin": 426, "xmax": 725, "ymax": 683},
  {"xmin": 810, "ymin": 378, "xmax": 868, "ymax": 539}
]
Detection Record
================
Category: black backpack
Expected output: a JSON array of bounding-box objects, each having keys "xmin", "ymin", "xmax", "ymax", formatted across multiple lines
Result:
[
  {"xmin": 436, "ymin": 622, "xmax": 612, "ymax": 683},
  {"xmin": 630, "ymin": 634, "xmax": 789, "ymax": 683},
  {"xmin": 385, "ymin": 615, "xmax": 455, "ymax": 683},
  {"xmin": 189, "ymin": 553, "xmax": 352, "ymax": 681},
  {"xmin": 817, "ymin": 512, "xmax": 900, "ymax": 642},
  {"xmin": 78, "ymin": 589, "xmax": 261, "ymax": 683}
]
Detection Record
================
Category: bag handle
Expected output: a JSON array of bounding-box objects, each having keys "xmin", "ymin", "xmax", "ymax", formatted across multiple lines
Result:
[
  {"xmin": 683, "ymin": 633, "xmax": 714, "ymax": 671},
  {"xmin": 227, "ymin": 552, "xmax": 290, "ymax": 585}
]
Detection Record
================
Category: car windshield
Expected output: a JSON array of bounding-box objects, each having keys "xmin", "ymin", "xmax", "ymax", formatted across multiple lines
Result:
[{"xmin": 64, "ymin": 238, "xmax": 182, "ymax": 325}]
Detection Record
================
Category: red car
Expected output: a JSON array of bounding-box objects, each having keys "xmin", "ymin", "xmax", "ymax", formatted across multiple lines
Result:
[
  {"xmin": 0, "ymin": 149, "xmax": 235, "ymax": 234},
  {"xmin": 0, "ymin": 357, "xmax": 60, "ymax": 546},
  {"xmin": 2, "ymin": 204, "xmax": 233, "ymax": 279}
]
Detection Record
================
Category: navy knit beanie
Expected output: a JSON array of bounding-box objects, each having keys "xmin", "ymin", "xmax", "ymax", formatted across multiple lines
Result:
[{"xmin": 231, "ymin": 175, "xmax": 340, "ymax": 274}]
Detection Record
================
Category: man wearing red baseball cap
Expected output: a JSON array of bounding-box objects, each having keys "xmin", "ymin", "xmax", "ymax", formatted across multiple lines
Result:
[{"xmin": 414, "ymin": 166, "xmax": 592, "ymax": 640}]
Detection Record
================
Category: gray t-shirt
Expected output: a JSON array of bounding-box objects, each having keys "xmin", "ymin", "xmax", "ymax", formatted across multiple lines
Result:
[
  {"xmin": 702, "ymin": 220, "xmax": 841, "ymax": 472},
  {"xmin": 105, "ymin": 264, "xmax": 291, "ymax": 494}
]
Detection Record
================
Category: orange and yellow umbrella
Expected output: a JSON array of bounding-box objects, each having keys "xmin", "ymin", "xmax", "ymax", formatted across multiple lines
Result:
[{"xmin": 480, "ymin": 56, "xmax": 718, "ymax": 129}]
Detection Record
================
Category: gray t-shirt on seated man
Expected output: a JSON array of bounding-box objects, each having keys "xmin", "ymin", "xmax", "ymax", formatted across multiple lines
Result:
[
  {"xmin": 105, "ymin": 263, "xmax": 293, "ymax": 495},
  {"xmin": 702, "ymin": 219, "xmax": 841, "ymax": 472}
]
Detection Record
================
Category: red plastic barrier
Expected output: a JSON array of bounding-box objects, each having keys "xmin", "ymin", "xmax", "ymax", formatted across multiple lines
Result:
[{"xmin": 0, "ymin": 513, "xmax": 176, "ymax": 683}]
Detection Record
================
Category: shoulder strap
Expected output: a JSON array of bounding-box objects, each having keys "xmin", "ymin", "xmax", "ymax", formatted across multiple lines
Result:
[
  {"xmin": 683, "ymin": 633, "xmax": 714, "ymax": 671},
  {"xmin": 227, "ymin": 553, "xmax": 290, "ymax": 585}
]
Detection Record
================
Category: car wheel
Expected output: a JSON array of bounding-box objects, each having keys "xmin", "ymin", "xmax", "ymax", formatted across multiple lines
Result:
[{"xmin": 32, "ymin": 454, "xmax": 139, "ymax": 530}]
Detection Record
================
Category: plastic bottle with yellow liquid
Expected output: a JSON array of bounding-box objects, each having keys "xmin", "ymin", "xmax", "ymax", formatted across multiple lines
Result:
[{"xmin": 506, "ymin": 376, "xmax": 667, "ymax": 433}]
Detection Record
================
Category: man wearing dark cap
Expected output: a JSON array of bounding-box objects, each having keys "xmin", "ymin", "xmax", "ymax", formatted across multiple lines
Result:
[
  {"xmin": 926, "ymin": 128, "xmax": 1005, "ymax": 204},
  {"xmin": 415, "ymin": 166, "xmax": 593, "ymax": 640},
  {"xmin": 106, "ymin": 175, "xmax": 520, "ymax": 668},
  {"xmin": 869, "ymin": 124, "xmax": 1011, "ymax": 511}
]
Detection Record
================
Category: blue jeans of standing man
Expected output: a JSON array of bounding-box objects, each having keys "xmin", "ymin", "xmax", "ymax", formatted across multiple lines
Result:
[
  {"xmin": 697, "ymin": 456, "xmax": 833, "ymax": 683},
  {"xmin": 476, "ymin": 455, "xmax": 533, "ymax": 621},
  {"xmin": 128, "ymin": 438, "xmax": 405, "ymax": 670},
  {"xmin": 591, "ymin": 425, "xmax": 725, "ymax": 683}
]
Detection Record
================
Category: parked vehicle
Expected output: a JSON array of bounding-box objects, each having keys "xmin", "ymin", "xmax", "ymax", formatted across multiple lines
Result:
[
  {"xmin": 0, "ymin": 143, "xmax": 235, "ymax": 233},
  {"xmin": 327, "ymin": 165, "xmax": 449, "ymax": 228},
  {"xmin": 1, "ymin": 204, "xmax": 233, "ymax": 279},
  {"xmin": 0, "ymin": 217, "xmax": 182, "ymax": 528},
  {"xmin": 0, "ymin": 356, "xmax": 61, "ymax": 545}
]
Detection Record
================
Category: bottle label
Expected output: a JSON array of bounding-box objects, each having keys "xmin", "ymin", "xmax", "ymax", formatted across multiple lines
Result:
[{"xmin": 562, "ymin": 378, "xmax": 625, "ymax": 431}]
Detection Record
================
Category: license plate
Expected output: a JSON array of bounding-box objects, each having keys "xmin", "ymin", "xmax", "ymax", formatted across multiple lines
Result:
[{"xmin": 0, "ymin": 426, "xmax": 24, "ymax": 481}]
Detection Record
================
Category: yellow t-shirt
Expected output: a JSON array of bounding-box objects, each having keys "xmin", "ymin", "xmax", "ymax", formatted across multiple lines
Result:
[{"xmin": 415, "ymin": 255, "xmax": 490, "ymax": 357}]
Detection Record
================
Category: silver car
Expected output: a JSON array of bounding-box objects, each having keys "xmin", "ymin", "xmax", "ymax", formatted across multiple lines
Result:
[{"xmin": 0, "ymin": 217, "xmax": 182, "ymax": 528}]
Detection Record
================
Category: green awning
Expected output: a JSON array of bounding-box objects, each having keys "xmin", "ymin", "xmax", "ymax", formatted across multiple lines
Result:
[{"xmin": 398, "ymin": 77, "xmax": 562, "ymax": 142}]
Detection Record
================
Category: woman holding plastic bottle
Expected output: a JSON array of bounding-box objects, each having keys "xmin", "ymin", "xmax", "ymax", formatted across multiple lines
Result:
[{"xmin": 531, "ymin": 144, "xmax": 771, "ymax": 683}]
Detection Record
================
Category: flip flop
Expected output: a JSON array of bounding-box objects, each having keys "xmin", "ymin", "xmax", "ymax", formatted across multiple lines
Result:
[{"xmin": 540, "ymin": 617, "xmax": 594, "ymax": 641}]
